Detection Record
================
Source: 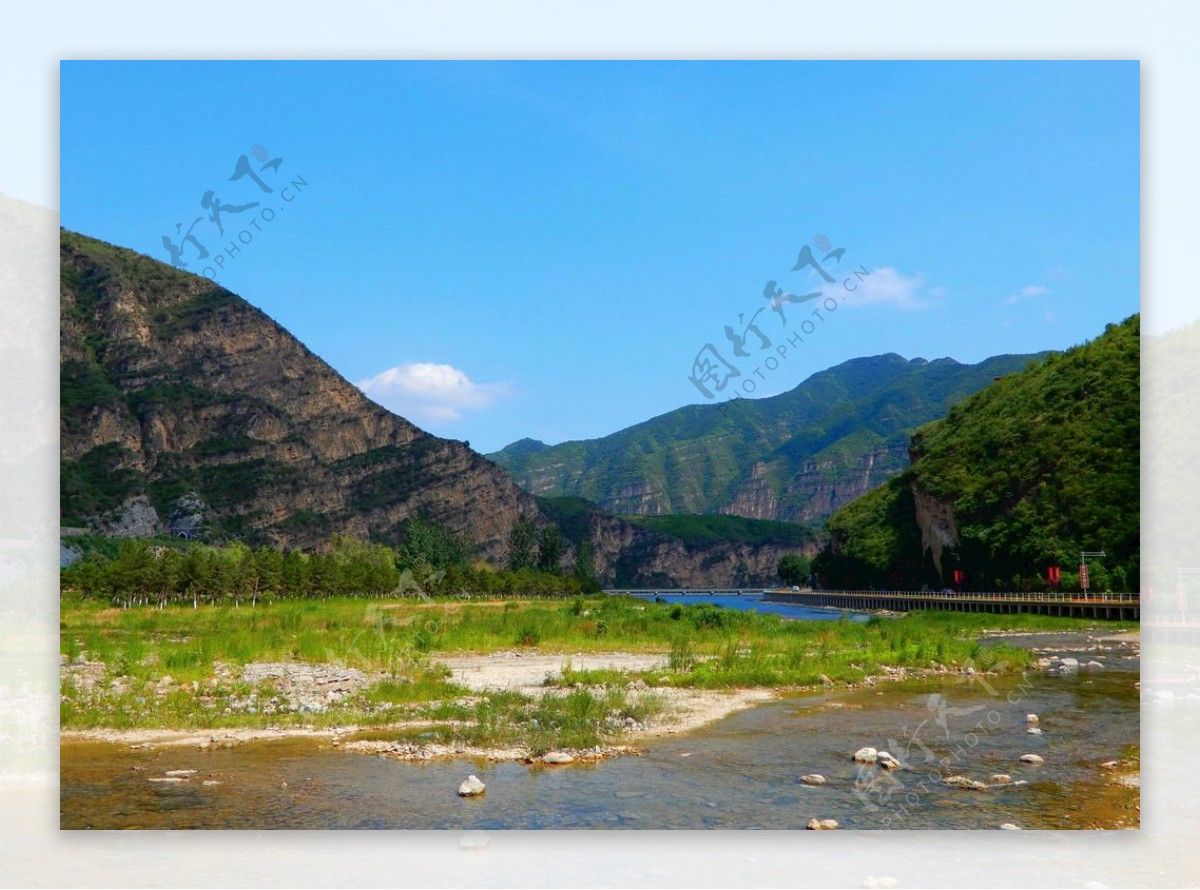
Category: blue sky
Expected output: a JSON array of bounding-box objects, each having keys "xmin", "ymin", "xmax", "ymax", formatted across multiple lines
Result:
[{"xmin": 60, "ymin": 61, "xmax": 1139, "ymax": 453}]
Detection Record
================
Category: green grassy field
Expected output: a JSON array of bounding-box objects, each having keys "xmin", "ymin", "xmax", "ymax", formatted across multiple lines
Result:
[{"xmin": 60, "ymin": 594, "xmax": 1135, "ymax": 751}]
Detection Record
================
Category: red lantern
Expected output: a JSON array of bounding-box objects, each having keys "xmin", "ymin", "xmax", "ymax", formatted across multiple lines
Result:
[{"xmin": 1048, "ymin": 566, "xmax": 1061, "ymax": 587}]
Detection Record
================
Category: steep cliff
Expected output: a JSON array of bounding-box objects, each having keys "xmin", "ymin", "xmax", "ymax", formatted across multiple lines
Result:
[
  {"xmin": 539, "ymin": 498, "xmax": 820, "ymax": 588},
  {"xmin": 60, "ymin": 230, "xmax": 540, "ymax": 560},
  {"xmin": 490, "ymin": 352, "xmax": 1041, "ymax": 524}
]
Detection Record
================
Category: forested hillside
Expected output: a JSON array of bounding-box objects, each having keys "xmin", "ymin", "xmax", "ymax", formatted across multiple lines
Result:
[{"xmin": 814, "ymin": 315, "xmax": 1139, "ymax": 591}]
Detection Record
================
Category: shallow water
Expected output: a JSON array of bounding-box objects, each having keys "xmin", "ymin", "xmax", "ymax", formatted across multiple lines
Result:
[{"xmin": 60, "ymin": 642, "xmax": 1139, "ymax": 830}]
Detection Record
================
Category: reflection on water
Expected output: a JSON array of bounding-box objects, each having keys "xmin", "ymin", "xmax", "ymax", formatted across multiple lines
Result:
[{"xmin": 61, "ymin": 649, "xmax": 1139, "ymax": 830}]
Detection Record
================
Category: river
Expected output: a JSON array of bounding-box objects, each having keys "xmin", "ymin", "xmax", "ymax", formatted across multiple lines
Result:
[{"xmin": 60, "ymin": 619, "xmax": 1139, "ymax": 830}]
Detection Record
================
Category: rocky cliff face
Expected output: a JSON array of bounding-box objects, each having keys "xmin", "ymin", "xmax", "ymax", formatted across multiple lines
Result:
[
  {"xmin": 909, "ymin": 482, "xmax": 959, "ymax": 579},
  {"xmin": 60, "ymin": 231, "xmax": 539, "ymax": 560},
  {"xmin": 586, "ymin": 512, "xmax": 818, "ymax": 588}
]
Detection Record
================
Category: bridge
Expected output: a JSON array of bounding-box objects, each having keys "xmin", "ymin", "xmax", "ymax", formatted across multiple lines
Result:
[
  {"xmin": 606, "ymin": 587, "xmax": 1140, "ymax": 620},
  {"xmin": 607, "ymin": 587, "xmax": 765, "ymax": 597}
]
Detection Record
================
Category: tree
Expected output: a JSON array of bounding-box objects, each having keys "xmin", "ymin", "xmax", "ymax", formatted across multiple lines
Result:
[
  {"xmin": 571, "ymin": 538, "xmax": 602, "ymax": 593},
  {"xmin": 254, "ymin": 546, "xmax": 283, "ymax": 604},
  {"xmin": 397, "ymin": 517, "xmax": 468, "ymax": 572},
  {"xmin": 507, "ymin": 514, "xmax": 537, "ymax": 572},
  {"xmin": 536, "ymin": 525, "xmax": 565, "ymax": 573},
  {"xmin": 778, "ymin": 553, "xmax": 811, "ymax": 587}
]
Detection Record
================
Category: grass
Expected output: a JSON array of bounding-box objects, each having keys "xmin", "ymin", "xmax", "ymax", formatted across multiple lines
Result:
[{"xmin": 60, "ymin": 594, "xmax": 1135, "ymax": 746}]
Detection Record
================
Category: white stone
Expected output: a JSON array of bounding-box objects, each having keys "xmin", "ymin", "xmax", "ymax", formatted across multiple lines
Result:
[
  {"xmin": 1020, "ymin": 754, "xmax": 1045, "ymax": 765},
  {"xmin": 163, "ymin": 769, "xmax": 197, "ymax": 777},
  {"xmin": 988, "ymin": 774, "xmax": 1013, "ymax": 784},
  {"xmin": 806, "ymin": 817, "xmax": 838, "ymax": 830},
  {"xmin": 1000, "ymin": 823, "xmax": 1022, "ymax": 830},
  {"xmin": 799, "ymin": 774, "xmax": 827, "ymax": 786},
  {"xmin": 876, "ymin": 752, "xmax": 901, "ymax": 770},
  {"xmin": 942, "ymin": 775, "xmax": 987, "ymax": 790},
  {"xmin": 542, "ymin": 752, "xmax": 575, "ymax": 765},
  {"xmin": 458, "ymin": 775, "xmax": 487, "ymax": 797},
  {"xmin": 1026, "ymin": 714, "xmax": 1039, "ymax": 724},
  {"xmin": 1026, "ymin": 727, "xmax": 1043, "ymax": 734},
  {"xmin": 852, "ymin": 746, "xmax": 878, "ymax": 764}
]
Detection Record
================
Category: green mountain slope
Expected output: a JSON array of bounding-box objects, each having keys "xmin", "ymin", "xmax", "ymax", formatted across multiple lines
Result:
[
  {"xmin": 490, "ymin": 352, "xmax": 1043, "ymax": 523},
  {"xmin": 813, "ymin": 315, "xmax": 1140, "ymax": 591}
]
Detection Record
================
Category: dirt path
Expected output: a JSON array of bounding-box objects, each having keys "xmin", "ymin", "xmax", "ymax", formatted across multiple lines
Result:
[{"xmin": 437, "ymin": 651, "xmax": 668, "ymax": 692}]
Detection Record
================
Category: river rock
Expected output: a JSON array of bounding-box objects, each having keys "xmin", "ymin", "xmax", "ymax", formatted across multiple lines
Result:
[
  {"xmin": 799, "ymin": 774, "xmax": 827, "ymax": 786},
  {"xmin": 1019, "ymin": 754, "xmax": 1045, "ymax": 765},
  {"xmin": 988, "ymin": 774, "xmax": 1013, "ymax": 784},
  {"xmin": 1058, "ymin": 657, "xmax": 1079, "ymax": 669},
  {"xmin": 148, "ymin": 777, "xmax": 187, "ymax": 783},
  {"xmin": 542, "ymin": 752, "xmax": 575, "ymax": 765},
  {"xmin": 876, "ymin": 751, "xmax": 901, "ymax": 770},
  {"xmin": 1026, "ymin": 727, "xmax": 1043, "ymax": 734},
  {"xmin": 806, "ymin": 818, "xmax": 839, "ymax": 830},
  {"xmin": 1085, "ymin": 661, "xmax": 1104, "ymax": 668},
  {"xmin": 942, "ymin": 775, "xmax": 987, "ymax": 790},
  {"xmin": 1100, "ymin": 760, "xmax": 1120, "ymax": 769},
  {"xmin": 1000, "ymin": 823, "xmax": 1022, "ymax": 830},
  {"xmin": 163, "ymin": 769, "xmax": 198, "ymax": 777},
  {"xmin": 458, "ymin": 775, "xmax": 487, "ymax": 797},
  {"xmin": 202, "ymin": 780, "xmax": 221, "ymax": 786},
  {"xmin": 852, "ymin": 746, "xmax": 878, "ymax": 764},
  {"xmin": 1026, "ymin": 714, "xmax": 1039, "ymax": 724},
  {"xmin": 819, "ymin": 674, "xmax": 834, "ymax": 687}
]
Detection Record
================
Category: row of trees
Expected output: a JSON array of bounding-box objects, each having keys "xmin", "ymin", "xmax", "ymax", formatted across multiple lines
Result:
[{"xmin": 62, "ymin": 519, "xmax": 600, "ymax": 608}]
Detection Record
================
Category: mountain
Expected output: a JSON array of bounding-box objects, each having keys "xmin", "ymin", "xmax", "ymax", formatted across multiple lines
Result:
[
  {"xmin": 58, "ymin": 230, "xmax": 810, "ymax": 587},
  {"xmin": 60, "ymin": 230, "xmax": 541, "ymax": 560},
  {"xmin": 489, "ymin": 351, "xmax": 1043, "ymax": 523},
  {"xmin": 813, "ymin": 315, "xmax": 1140, "ymax": 591}
]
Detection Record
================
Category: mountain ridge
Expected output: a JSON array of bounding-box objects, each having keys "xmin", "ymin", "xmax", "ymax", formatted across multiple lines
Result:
[{"xmin": 489, "ymin": 349, "xmax": 1044, "ymax": 523}]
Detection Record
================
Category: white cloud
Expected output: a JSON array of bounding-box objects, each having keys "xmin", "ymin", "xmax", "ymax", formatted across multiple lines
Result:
[
  {"xmin": 357, "ymin": 362, "xmax": 511, "ymax": 426},
  {"xmin": 1006, "ymin": 284, "xmax": 1049, "ymax": 305},
  {"xmin": 843, "ymin": 267, "xmax": 934, "ymax": 310}
]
